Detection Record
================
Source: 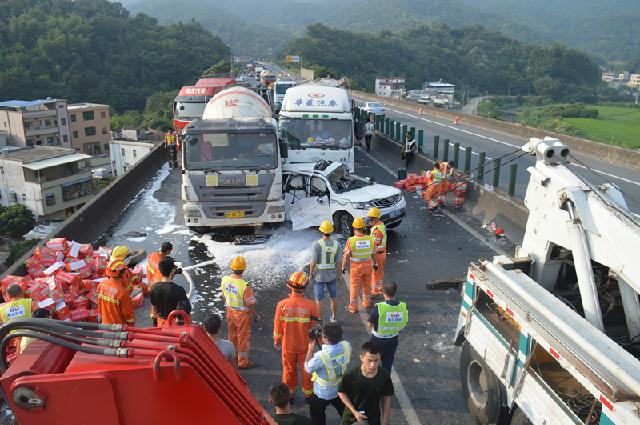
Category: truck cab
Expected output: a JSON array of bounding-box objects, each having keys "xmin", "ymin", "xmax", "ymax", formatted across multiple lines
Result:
[{"xmin": 279, "ymin": 84, "xmax": 355, "ymax": 172}]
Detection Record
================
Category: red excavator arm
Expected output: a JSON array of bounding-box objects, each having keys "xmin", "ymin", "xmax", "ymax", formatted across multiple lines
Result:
[{"xmin": 0, "ymin": 312, "xmax": 275, "ymax": 425}]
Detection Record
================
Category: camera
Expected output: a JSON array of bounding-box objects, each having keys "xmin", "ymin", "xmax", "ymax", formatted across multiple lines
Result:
[
  {"xmin": 308, "ymin": 325, "xmax": 322, "ymax": 341},
  {"xmin": 173, "ymin": 261, "xmax": 183, "ymax": 275}
]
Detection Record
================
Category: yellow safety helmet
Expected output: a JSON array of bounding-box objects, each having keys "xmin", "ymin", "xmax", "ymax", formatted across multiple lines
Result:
[
  {"xmin": 288, "ymin": 271, "xmax": 308, "ymax": 290},
  {"xmin": 352, "ymin": 217, "xmax": 366, "ymax": 229},
  {"xmin": 105, "ymin": 260, "xmax": 126, "ymax": 277},
  {"xmin": 367, "ymin": 207, "xmax": 382, "ymax": 218},
  {"xmin": 110, "ymin": 246, "xmax": 130, "ymax": 261},
  {"xmin": 230, "ymin": 256, "xmax": 246, "ymax": 271},
  {"xmin": 319, "ymin": 220, "xmax": 334, "ymax": 234}
]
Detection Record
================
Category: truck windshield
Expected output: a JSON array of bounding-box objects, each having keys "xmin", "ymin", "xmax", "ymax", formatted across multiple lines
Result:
[
  {"xmin": 280, "ymin": 118, "xmax": 352, "ymax": 150},
  {"xmin": 175, "ymin": 101, "xmax": 206, "ymax": 120},
  {"xmin": 276, "ymin": 84, "xmax": 295, "ymax": 94},
  {"xmin": 184, "ymin": 132, "xmax": 278, "ymax": 170}
]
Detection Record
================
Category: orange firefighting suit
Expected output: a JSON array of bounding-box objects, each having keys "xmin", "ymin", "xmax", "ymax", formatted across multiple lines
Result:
[
  {"xmin": 273, "ymin": 292, "xmax": 319, "ymax": 398},
  {"xmin": 98, "ymin": 277, "xmax": 135, "ymax": 326},
  {"xmin": 343, "ymin": 233, "xmax": 376, "ymax": 312},
  {"xmin": 370, "ymin": 222, "xmax": 387, "ymax": 296},
  {"xmin": 146, "ymin": 251, "xmax": 164, "ymax": 289},
  {"xmin": 221, "ymin": 275, "xmax": 257, "ymax": 368}
]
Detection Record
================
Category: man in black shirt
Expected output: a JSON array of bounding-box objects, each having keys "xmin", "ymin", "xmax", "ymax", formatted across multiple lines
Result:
[
  {"xmin": 149, "ymin": 256, "xmax": 190, "ymax": 326},
  {"xmin": 269, "ymin": 383, "xmax": 312, "ymax": 425},
  {"xmin": 338, "ymin": 342, "xmax": 394, "ymax": 425}
]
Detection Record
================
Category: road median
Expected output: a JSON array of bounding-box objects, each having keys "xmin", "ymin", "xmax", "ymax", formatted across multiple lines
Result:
[{"xmin": 355, "ymin": 90, "xmax": 640, "ymax": 171}]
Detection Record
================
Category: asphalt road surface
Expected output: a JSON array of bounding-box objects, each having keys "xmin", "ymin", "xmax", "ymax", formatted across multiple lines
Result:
[
  {"xmin": 355, "ymin": 97, "xmax": 640, "ymax": 213},
  {"xmin": 98, "ymin": 145, "xmax": 524, "ymax": 424}
]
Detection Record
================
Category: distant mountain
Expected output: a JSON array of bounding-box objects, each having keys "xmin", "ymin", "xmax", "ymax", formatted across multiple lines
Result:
[{"xmin": 118, "ymin": 0, "xmax": 640, "ymax": 62}]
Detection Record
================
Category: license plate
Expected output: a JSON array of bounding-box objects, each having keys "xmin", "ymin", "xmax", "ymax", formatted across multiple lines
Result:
[
  {"xmin": 225, "ymin": 211, "xmax": 245, "ymax": 219},
  {"xmin": 389, "ymin": 209, "xmax": 401, "ymax": 218}
]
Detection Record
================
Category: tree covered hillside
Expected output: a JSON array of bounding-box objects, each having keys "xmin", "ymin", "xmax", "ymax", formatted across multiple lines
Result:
[
  {"xmin": 284, "ymin": 24, "xmax": 602, "ymax": 100},
  {"xmin": 120, "ymin": 0, "xmax": 640, "ymax": 62},
  {"xmin": 0, "ymin": 0, "xmax": 231, "ymax": 111}
]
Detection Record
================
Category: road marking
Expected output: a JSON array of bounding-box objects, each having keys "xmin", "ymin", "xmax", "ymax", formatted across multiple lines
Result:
[
  {"xmin": 356, "ymin": 97, "xmax": 639, "ymax": 189},
  {"xmin": 359, "ymin": 147, "xmax": 507, "ymax": 256},
  {"xmin": 341, "ymin": 271, "xmax": 423, "ymax": 425}
]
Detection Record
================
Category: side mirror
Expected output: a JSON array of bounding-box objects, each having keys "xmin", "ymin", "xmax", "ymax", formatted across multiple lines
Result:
[{"xmin": 279, "ymin": 138, "xmax": 288, "ymax": 159}]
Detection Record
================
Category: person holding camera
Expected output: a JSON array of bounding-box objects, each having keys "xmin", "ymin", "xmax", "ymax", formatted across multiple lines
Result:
[
  {"xmin": 149, "ymin": 256, "xmax": 190, "ymax": 327},
  {"xmin": 304, "ymin": 323, "xmax": 352, "ymax": 425},
  {"xmin": 274, "ymin": 271, "xmax": 319, "ymax": 404}
]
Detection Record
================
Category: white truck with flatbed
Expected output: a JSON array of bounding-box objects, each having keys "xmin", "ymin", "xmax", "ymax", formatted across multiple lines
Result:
[{"xmin": 455, "ymin": 137, "xmax": 640, "ymax": 425}]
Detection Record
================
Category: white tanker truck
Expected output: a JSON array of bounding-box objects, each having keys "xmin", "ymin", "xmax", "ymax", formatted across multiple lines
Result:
[{"xmin": 181, "ymin": 86, "xmax": 286, "ymax": 230}]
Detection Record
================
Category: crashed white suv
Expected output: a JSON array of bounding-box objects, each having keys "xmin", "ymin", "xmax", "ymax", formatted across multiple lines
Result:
[{"xmin": 283, "ymin": 161, "xmax": 406, "ymax": 237}]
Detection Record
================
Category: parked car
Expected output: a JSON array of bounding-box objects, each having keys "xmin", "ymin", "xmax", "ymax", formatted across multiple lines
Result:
[
  {"xmin": 362, "ymin": 101, "xmax": 387, "ymax": 116},
  {"xmin": 283, "ymin": 161, "xmax": 406, "ymax": 237}
]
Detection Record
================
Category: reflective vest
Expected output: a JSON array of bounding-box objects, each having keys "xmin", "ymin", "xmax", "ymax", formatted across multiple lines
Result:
[
  {"xmin": 0, "ymin": 298, "xmax": 32, "ymax": 323},
  {"xmin": 373, "ymin": 301, "xmax": 408, "ymax": 338},
  {"xmin": 316, "ymin": 239, "xmax": 338, "ymax": 270},
  {"xmin": 311, "ymin": 341, "xmax": 352, "ymax": 388},
  {"xmin": 221, "ymin": 276, "xmax": 248, "ymax": 311},
  {"xmin": 348, "ymin": 235, "xmax": 374, "ymax": 260},
  {"xmin": 371, "ymin": 222, "xmax": 387, "ymax": 251},
  {"xmin": 431, "ymin": 169, "xmax": 444, "ymax": 182}
]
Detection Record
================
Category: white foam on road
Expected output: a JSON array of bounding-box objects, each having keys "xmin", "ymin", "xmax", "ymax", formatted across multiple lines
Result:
[{"xmin": 193, "ymin": 226, "xmax": 319, "ymax": 289}]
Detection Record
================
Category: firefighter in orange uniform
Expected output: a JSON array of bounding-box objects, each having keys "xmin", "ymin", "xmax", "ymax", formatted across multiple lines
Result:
[
  {"xmin": 98, "ymin": 260, "xmax": 135, "ymax": 326},
  {"xmin": 146, "ymin": 242, "xmax": 173, "ymax": 289},
  {"xmin": 422, "ymin": 163, "xmax": 445, "ymax": 212},
  {"xmin": 273, "ymin": 271, "xmax": 319, "ymax": 402},
  {"xmin": 342, "ymin": 217, "xmax": 378, "ymax": 313},
  {"xmin": 221, "ymin": 256, "xmax": 259, "ymax": 369},
  {"xmin": 109, "ymin": 246, "xmax": 146, "ymax": 295},
  {"xmin": 367, "ymin": 207, "xmax": 387, "ymax": 298},
  {"xmin": 438, "ymin": 160, "xmax": 455, "ymax": 206}
]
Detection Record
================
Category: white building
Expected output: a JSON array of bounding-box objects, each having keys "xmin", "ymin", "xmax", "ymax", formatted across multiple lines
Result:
[
  {"xmin": 375, "ymin": 77, "xmax": 406, "ymax": 98},
  {"xmin": 0, "ymin": 146, "xmax": 94, "ymax": 220},
  {"xmin": 109, "ymin": 139, "xmax": 155, "ymax": 177},
  {"xmin": 0, "ymin": 99, "xmax": 72, "ymax": 149}
]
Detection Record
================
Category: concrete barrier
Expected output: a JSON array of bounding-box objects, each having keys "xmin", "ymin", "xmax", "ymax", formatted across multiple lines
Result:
[
  {"xmin": 2, "ymin": 143, "xmax": 167, "ymax": 278},
  {"xmin": 371, "ymin": 132, "xmax": 529, "ymax": 242},
  {"xmin": 355, "ymin": 90, "xmax": 640, "ymax": 171}
]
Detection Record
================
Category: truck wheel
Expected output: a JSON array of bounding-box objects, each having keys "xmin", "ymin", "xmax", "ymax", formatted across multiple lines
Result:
[
  {"xmin": 460, "ymin": 341, "xmax": 505, "ymax": 425},
  {"xmin": 510, "ymin": 408, "xmax": 532, "ymax": 425},
  {"xmin": 335, "ymin": 212, "xmax": 353, "ymax": 239}
]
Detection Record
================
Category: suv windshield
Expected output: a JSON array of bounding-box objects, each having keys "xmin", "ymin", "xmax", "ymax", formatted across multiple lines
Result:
[
  {"xmin": 280, "ymin": 118, "xmax": 352, "ymax": 150},
  {"xmin": 326, "ymin": 164, "xmax": 371, "ymax": 193},
  {"xmin": 175, "ymin": 101, "xmax": 206, "ymax": 120},
  {"xmin": 184, "ymin": 132, "xmax": 278, "ymax": 170}
]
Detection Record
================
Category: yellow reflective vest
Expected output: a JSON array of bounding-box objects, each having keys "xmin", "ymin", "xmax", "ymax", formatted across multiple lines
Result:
[{"xmin": 221, "ymin": 276, "xmax": 248, "ymax": 311}]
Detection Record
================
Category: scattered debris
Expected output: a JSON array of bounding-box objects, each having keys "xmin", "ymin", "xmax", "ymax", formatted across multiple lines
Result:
[{"xmin": 426, "ymin": 277, "xmax": 465, "ymax": 290}]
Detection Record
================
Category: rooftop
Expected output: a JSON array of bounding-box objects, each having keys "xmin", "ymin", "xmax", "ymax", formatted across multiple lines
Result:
[
  {"xmin": 68, "ymin": 102, "xmax": 109, "ymax": 110},
  {"xmin": 0, "ymin": 99, "xmax": 66, "ymax": 110},
  {"xmin": 1, "ymin": 146, "xmax": 79, "ymax": 163}
]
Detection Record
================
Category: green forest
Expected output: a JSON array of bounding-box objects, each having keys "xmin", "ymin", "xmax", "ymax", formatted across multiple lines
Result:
[
  {"xmin": 0, "ymin": 0, "xmax": 231, "ymax": 111},
  {"xmin": 283, "ymin": 24, "xmax": 602, "ymax": 100},
  {"xmin": 122, "ymin": 0, "xmax": 640, "ymax": 64}
]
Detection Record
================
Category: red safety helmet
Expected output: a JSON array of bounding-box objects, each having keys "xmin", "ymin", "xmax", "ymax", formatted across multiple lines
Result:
[
  {"xmin": 105, "ymin": 260, "xmax": 127, "ymax": 277},
  {"xmin": 287, "ymin": 271, "xmax": 308, "ymax": 290}
]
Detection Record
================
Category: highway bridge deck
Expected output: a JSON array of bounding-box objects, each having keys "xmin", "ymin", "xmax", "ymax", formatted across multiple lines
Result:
[{"xmin": 103, "ymin": 146, "xmax": 518, "ymax": 424}]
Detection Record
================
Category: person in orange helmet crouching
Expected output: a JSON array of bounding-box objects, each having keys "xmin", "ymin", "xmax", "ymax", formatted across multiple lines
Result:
[
  {"xmin": 220, "ymin": 255, "xmax": 259, "ymax": 369},
  {"xmin": 98, "ymin": 260, "xmax": 136, "ymax": 326},
  {"xmin": 274, "ymin": 271, "xmax": 320, "ymax": 404}
]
